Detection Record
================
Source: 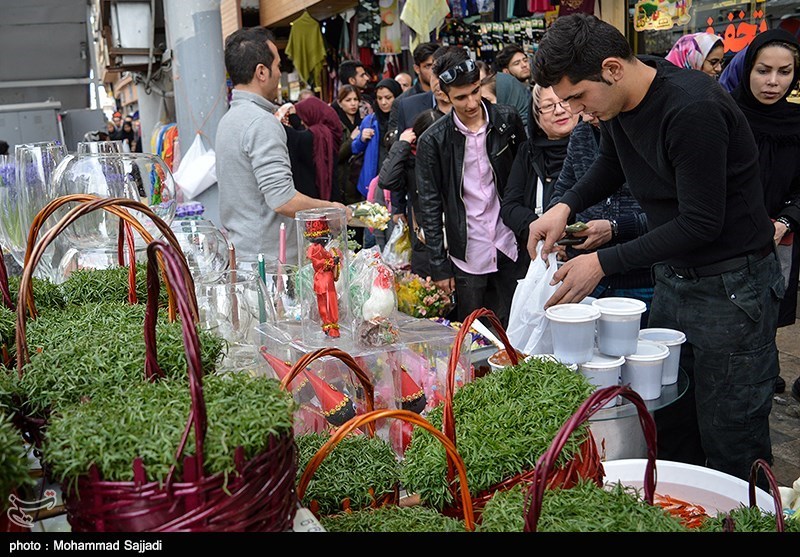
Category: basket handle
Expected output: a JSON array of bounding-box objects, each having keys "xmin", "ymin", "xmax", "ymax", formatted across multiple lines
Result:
[
  {"xmin": 296, "ymin": 408, "xmax": 476, "ymax": 531},
  {"xmin": 443, "ymin": 308, "xmax": 518, "ymax": 448},
  {"xmin": 523, "ymin": 385, "xmax": 657, "ymax": 532},
  {"xmin": 281, "ymin": 347, "xmax": 376, "ymax": 436},
  {"xmin": 143, "ymin": 240, "xmax": 208, "ymax": 485},
  {"xmin": 15, "ymin": 196, "xmax": 196, "ymax": 377},
  {"xmin": 747, "ymin": 458, "xmax": 785, "ymax": 532}
]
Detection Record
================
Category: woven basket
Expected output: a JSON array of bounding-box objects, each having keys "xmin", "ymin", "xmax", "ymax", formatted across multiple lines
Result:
[
  {"xmin": 298, "ymin": 408, "xmax": 476, "ymax": 531},
  {"xmin": 736, "ymin": 459, "xmax": 785, "ymax": 532},
  {"xmin": 279, "ymin": 347, "xmax": 395, "ymax": 514},
  {"xmin": 9, "ymin": 195, "xmax": 189, "ymax": 449},
  {"xmin": 524, "ymin": 385, "xmax": 656, "ymax": 531},
  {"xmin": 439, "ymin": 307, "xmax": 603, "ymax": 518},
  {"xmin": 62, "ymin": 239, "xmax": 297, "ymax": 532}
]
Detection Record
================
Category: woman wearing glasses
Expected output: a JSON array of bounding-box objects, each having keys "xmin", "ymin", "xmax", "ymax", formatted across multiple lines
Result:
[
  {"xmin": 500, "ymin": 84, "xmax": 579, "ymax": 267},
  {"xmin": 665, "ymin": 32, "xmax": 725, "ymax": 79}
]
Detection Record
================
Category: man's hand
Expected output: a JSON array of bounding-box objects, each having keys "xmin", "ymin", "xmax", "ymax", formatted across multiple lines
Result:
[
  {"xmin": 571, "ymin": 219, "xmax": 613, "ymax": 251},
  {"xmin": 392, "ymin": 213, "xmax": 407, "ymax": 224},
  {"xmin": 545, "ymin": 252, "xmax": 605, "ymax": 309},
  {"xmin": 434, "ymin": 277, "xmax": 455, "ymax": 295},
  {"xmin": 332, "ymin": 201, "xmax": 352, "ymax": 222},
  {"xmin": 527, "ymin": 203, "xmax": 571, "ymax": 261}
]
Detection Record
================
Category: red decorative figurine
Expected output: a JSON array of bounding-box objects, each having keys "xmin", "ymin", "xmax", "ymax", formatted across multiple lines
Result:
[{"xmin": 305, "ymin": 218, "xmax": 342, "ymax": 338}]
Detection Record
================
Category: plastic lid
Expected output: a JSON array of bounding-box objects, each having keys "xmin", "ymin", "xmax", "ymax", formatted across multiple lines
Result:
[
  {"xmin": 639, "ymin": 328, "xmax": 686, "ymax": 346},
  {"xmin": 625, "ymin": 341, "xmax": 669, "ymax": 362},
  {"xmin": 591, "ymin": 297, "xmax": 647, "ymax": 316},
  {"xmin": 545, "ymin": 303, "xmax": 601, "ymax": 323},
  {"xmin": 579, "ymin": 350, "xmax": 625, "ymax": 370}
]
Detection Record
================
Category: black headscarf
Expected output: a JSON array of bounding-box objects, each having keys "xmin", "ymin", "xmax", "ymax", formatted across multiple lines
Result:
[
  {"xmin": 331, "ymin": 98, "xmax": 362, "ymax": 135},
  {"xmin": 373, "ymin": 78, "xmax": 402, "ymax": 134},
  {"xmin": 731, "ymin": 29, "xmax": 800, "ymax": 213}
]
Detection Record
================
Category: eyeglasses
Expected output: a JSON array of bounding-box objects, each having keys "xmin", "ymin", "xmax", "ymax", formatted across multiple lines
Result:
[
  {"xmin": 537, "ymin": 100, "xmax": 571, "ymax": 114},
  {"xmin": 438, "ymin": 59, "xmax": 477, "ymax": 85}
]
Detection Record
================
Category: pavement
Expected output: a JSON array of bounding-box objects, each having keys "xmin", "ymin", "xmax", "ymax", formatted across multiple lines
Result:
[{"xmin": 771, "ymin": 312, "xmax": 800, "ymax": 489}]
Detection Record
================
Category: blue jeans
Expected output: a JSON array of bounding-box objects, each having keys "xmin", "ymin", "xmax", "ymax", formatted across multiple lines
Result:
[{"xmin": 649, "ymin": 249, "xmax": 784, "ymax": 487}]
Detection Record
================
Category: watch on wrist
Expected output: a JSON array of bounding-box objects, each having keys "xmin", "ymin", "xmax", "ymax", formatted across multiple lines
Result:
[
  {"xmin": 777, "ymin": 216, "xmax": 792, "ymax": 232},
  {"xmin": 609, "ymin": 219, "xmax": 619, "ymax": 239}
]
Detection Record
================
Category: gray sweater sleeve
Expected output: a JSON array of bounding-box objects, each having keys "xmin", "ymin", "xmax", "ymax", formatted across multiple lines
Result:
[{"xmin": 243, "ymin": 115, "xmax": 296, "ymax": 210}]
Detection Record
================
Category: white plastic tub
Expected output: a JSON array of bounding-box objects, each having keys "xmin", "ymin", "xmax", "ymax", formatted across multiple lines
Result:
[{"xmin": 602, "ymin": 459, "xmax": 775, "ymax": 516}]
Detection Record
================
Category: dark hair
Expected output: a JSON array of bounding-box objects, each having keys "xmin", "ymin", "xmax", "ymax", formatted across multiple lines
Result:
[
  {"xmin": 0, "ymin": 140, "xmax": 8, "ymax": 156},
  {"xmin": 412, "ymin": 108, "xmax": 443, "ymax": 139},
  {"xmin": 413, "ymin": 42, "xmax": 440, "ymax": 66},
  {"xmin": 432, "ymin": 48, "xmax": 475, "ymax": 94},
  {"xmin": 224, "ymin": 26, "xmax": 276, "ymax": 86},
  {"xmin": 337, "ymin": 84, "xmax": 361, "ymax": 103},
  {"xmin": 339, "ymin": 60, "xmax": 365, "ymax": 86},
  {"xmin": 494, "ymin": 43, "xmax": 525, "ymax": 73},
  {"xmin": 532, "ymin": 14, "xmax": 633, "ymax": 88}
]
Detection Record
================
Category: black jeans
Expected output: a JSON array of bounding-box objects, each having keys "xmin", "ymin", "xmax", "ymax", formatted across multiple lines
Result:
[
  {"xmin": 452, "ymin": 248, "xmax": 525, "ymax": 330},
  {"xmin": 650, "ymin": 249, "xmax": 784, "ymax": 487}
]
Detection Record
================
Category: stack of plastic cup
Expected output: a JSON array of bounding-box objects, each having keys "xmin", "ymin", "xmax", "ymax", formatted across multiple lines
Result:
[
  {"xmin": 639, "ymin": 328, "xmax": 687, "ymax": 385},
  {"xmin": 621, "ymin": 341, "xmax": 670, "ymax": 400},
  {"xmin": 592, "ymin": 297, "xmax": 647, "ymax": 357},
  {"xmin": 578, "ymin": 350, "xmax": 625, "ymax": 408},
  {"xmin": 545, "ymin": 304, "xmax": 601, "ymax": 365}
]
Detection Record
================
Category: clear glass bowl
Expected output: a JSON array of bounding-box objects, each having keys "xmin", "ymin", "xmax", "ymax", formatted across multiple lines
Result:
[
  {"xmin": 169, "ymin": 218, "xmax": 229, "ymax": 283},
  {"xmin": 51, "ymin": 152, "xmax": 177, "ymax": 252}
]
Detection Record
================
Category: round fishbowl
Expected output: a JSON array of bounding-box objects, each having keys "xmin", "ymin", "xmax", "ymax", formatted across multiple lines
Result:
[{"xmin": 51, "ymin": 152, "xmax": 177, "ymax": 251}]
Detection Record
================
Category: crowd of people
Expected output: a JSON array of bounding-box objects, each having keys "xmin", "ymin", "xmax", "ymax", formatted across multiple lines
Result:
[{"xmin": 214, "ymin": 16, "xmax": 800, "ymax": 488}]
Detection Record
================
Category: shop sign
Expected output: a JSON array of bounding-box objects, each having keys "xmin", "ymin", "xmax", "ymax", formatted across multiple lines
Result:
[
  {"xmin": 708, "ymin": 9, "xmax": 768, "ymax": 53},
  {"xmin": 634, "ymin": 0, "xmax": 692, "ymax": 32},
  {"xmin": 379, "ymin": 0, "xmax": 402, "ymax": 54}
]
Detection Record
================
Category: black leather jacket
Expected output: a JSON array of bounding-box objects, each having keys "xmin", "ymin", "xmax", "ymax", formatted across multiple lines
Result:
[{"xmin": 415, "ymin": 101, "xmax": 526, "ymax": 281}]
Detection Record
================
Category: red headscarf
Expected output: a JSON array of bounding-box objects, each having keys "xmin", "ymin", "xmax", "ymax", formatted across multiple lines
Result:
[{"xmin": 294, "ymin": 96, "xmax": 343, "ymax": 201}]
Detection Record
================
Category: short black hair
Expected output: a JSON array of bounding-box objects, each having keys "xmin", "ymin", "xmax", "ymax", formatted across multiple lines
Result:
[
  {"xmin": 433, "ymin": 48, "xmax": 476, "ymax": 94},
  {"xmin": 339, "ymin": 60, "xmax": 365, "ymax": 86},
  {"xmin": 224, "ymin": 27, "xmax": 276, "ymax": 86},
  {"xmin": 532, "ymin": 13, "xmax": 634, "ymax": 88},
  {"xmin": 494, "ymin": 43, "xmax": 524, "ymax": 73},
  {"xmin": 413, "ymin": 42, "xmax": 440, "ymax": 66},
  {"xmin": 0, "ymin": 139, "xmax": 8, "ymax": 156}
]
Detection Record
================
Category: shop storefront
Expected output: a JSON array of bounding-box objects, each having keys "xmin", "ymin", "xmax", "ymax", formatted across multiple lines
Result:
[{"xmin": 628, "ymin": 0, "xmax": 800, "ymax": 58}]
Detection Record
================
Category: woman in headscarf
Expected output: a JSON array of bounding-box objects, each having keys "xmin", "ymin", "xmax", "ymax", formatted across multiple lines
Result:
[
  {"xmin": 351, "ymin": 77, "xmax": 403, "ymax": 249},
  {"xmin": 278, "ymin": 96, "xmax": 343, "ymax": 201},
  {"xmin": 500, "ymin": 84, "xmax": 579, "ymax": 268},
  {"xmin": 719, "ymin": 47, "xmax": 748, "ymax": 92},
  {"xmin": 665, "ymin": 32, "xmax": 725, "ymax": 78},
  {"xmin": 731, "ymin": 29, "xmax": 800, "ymax": 395}
]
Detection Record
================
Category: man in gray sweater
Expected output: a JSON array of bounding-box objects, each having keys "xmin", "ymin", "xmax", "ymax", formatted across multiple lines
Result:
[{"xmin": 216, "ymin": 27, "xmax": 348, "ymax": 265}]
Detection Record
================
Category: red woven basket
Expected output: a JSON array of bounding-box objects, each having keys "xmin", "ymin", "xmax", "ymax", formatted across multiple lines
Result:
[
  {"xmin": 62, "ymin": 239, "xmax": 297, "ymax": 532},
  {"xmin": 10, "ymin": 195, "xmax": 188, "ymax": 450},
  {"xmin": 279, "ymin": 346, "xmax": 398, "ymax": 514},
  {"xmin": 523, "ymin": 384, "xmax": 656, "ymax": 531},
  {"xmin": 297, "ymin": 408, "xmax": 476, "ymax": 531},
  {"xmin": 440, "ymin": 308, "xmax": 603, "ymax": 518}
]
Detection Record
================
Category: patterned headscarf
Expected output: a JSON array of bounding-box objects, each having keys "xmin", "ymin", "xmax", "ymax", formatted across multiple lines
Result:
[{"xmin": 665, "ymin": 32, "xmax": 723, "ymax": 72}]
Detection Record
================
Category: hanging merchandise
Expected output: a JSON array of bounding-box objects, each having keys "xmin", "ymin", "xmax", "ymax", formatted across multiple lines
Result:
[
  {"xmin": 172, "ymin": 133, "xmax": 216, "ymax": 200},
  {"xmin": 356, "ymin": 2, "xmax": 381, "ymax": 50},
  {"xmin": 557, "ymin": 0, "xmax": 595, "ymax": 17},
  {"xmin": 379, "ymin": 0, "xmax": 403, "ymax": 54},
  {"xmin": 400, "ymin": 0, "xmax": 451, "ymax": 52},
  {"xmin": 528, "ymin": 0, "xmax": 553, "ymax": 12},
  {"xmin": 286, "ymin": 11, "xmax": 328, "ymax": 90}
]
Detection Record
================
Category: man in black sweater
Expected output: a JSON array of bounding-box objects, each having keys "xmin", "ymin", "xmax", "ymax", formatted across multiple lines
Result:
[{"xmin": 530, "ymin": 14, "xmax": 783, "ymax": 488}]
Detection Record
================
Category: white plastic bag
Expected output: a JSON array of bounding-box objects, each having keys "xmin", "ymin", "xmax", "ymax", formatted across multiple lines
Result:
[
  {"xmin": 507, "ymin": 241, "xmax": 560, "ymax": 355},
  {"xmin": 173, "ymin": 133, "xmax": 216, "ymax": 199},
  {"xmin": 381, "ymin": 218, "xmax": 411, "ymax": 270}
]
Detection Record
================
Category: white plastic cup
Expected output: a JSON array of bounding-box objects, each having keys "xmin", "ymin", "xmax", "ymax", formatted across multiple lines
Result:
[
  {"xmin": 638, "ymin": 328, "xmax": 687, "ymax": 385},
  {"xmin": 592, "ymin": 297, "xmax": 647, "ymax": 357},
  {"xmin": 545, "ymin": 303, "xmax": 601, "ymax": 365},
  {"xmin": 579, "ymin": 350, "xmax": 625, "ymax": 409},
  {"xmin": 621, "ymin": 341, "xmax": 669, "ymax": 400}
]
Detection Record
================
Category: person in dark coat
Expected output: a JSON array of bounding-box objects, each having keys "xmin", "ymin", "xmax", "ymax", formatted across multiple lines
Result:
[{"xmin": 731, "ymin": 29, "xmax": 800, "ymax": 394}]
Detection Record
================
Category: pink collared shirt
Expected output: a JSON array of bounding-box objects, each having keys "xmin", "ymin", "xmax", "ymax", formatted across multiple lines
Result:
[{"xmin": 450, "ymin": 104, "xmax": 518, "ymax": 274}]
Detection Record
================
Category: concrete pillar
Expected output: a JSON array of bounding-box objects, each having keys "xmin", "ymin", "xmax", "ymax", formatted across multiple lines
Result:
[{"xmin": 163, "ymin": 0, "xmax": 227, "ymax": 227}]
